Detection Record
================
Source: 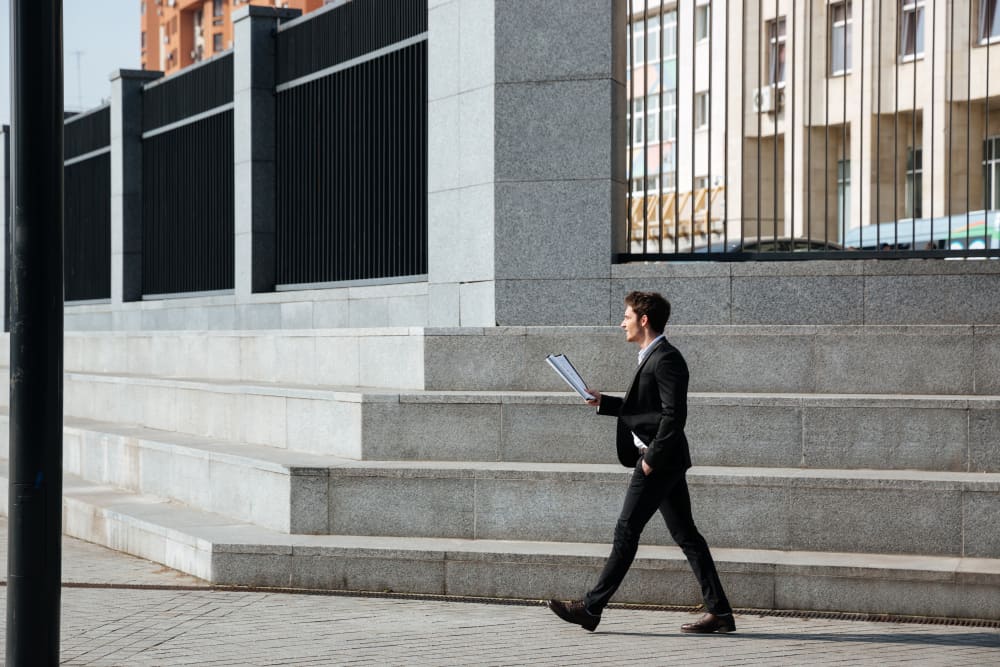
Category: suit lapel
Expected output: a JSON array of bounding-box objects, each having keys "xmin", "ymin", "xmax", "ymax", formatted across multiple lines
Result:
[{"xmin": 622, "ymin": 337, "xmax": 666, "ymax": 404}]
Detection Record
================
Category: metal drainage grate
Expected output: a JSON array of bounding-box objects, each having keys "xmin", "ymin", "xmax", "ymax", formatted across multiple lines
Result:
[{"xmin": 52, "ymin": 582, "xmax": 999, "ymax": 630}]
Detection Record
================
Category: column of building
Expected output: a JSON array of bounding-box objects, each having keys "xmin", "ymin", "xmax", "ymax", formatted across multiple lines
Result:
[
  {"xmin": 427, "ymin": 0, "xmax": 625, "ymax": 326},
  {"xmin": 109, "ymin": 68, "xmax": 162, "ymax": 314},
  {"xmin": 232, "ymin": 5, "xmax": 302, "ymax": 299}
]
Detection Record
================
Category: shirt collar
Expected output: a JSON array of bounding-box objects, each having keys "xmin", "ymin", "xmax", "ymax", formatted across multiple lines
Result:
[{"xmin": 637, "ymin": 334, "xmax": 665, "ymax": 365}]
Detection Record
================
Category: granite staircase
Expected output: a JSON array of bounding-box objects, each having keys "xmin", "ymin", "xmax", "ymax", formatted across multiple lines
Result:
[{"xmin": 1, "ymin": 325, "xmax": 998, "ymax": 620}]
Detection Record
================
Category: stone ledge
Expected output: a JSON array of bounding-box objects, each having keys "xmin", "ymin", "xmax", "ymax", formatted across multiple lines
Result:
[{"xmin": 7, "ymin": 465, "xmax": 997, "ymax": 618}]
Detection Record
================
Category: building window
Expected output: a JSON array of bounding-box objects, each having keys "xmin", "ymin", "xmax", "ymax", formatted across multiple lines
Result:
[
  {"xmin": 630, "ymin": 98, "xmax": 644, "ymax": 146},
  {"xmin": 985, "ymin": 137, "xmax": 1000, "ymax": 211},
  {"xmin": 980, "ymin": 0, "xmax": 1000, "ymax": 42},
  {"xmin": 141, "ymin": 32, "xmax": 146, "ymax": 49},
  {"xmin": 830, "ymin": 1, "xmax": 852, "ymax": 75},
  {"xmin": 213, "ymin": 33, "xmax": 224, "ymax": 52},
  {"xmin": 837, "ymin": 159, "xmax": 851, "ymax": 231},
  {"xmin": 694, "ymin": 92, "xmax": 709, "ymax": 129},
  {"xmin": 905, "ymin": 148, "xmax": 923, "ymax": 219},
  {"xmin": 663, "ymin": 89, "xmax": 677, "ymax": 141},
  {"xmin": 768, "ymin": 17, "xmax": 787, "ymax": 85},
  {"xmin": 663, "ymin": 10, "xmax": 677, "ymax": 58},
  {"xmin": 900, "ymin": 0, "xmax": 925, "ymax": 59},
  {"xmin": 213, "ymin": 0, "xmax": 224, "ymax": 17},
  {"xmin": 645, "ymin": 14, "xmax": 660, "ymax": 64},
  {"xmin": 695, "ymin": 3, "xmax": 711, "ymax": 42}
]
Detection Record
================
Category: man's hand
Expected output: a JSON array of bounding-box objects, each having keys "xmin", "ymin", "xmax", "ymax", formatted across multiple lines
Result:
[
  {"xmin": 641, "ymin": 459, "xmax": 653, "ymax": 475},
  {"xmin": 585, "ymin": 389, "xmax": 602, "ymax": 407}
]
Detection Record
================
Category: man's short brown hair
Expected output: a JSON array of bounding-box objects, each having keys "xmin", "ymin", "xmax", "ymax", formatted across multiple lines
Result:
[{"xmin": 624, "ymin": 291, "xmax": 671, "ymax": 333}]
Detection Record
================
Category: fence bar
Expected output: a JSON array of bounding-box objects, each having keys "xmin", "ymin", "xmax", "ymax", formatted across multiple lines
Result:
[
  {"xmin": 772, "ymin": 0, "xmax": 778, "ymax": 243},
  {"xmin": 642, "ymin": 0, "xmax": 649, "ymax": 254},
  {"xmin": 966, "ymin": 0, "xmax": 972, "ymax": 243}
]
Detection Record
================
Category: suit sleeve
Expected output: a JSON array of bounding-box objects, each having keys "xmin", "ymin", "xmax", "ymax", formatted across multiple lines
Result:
[
  {"xmin": 596, "ymin": 393, "xmax": 623, "ymax": 416},
  {"xmin": 643, "ymin": 351, "xmax": 685, "ymax": 470}
]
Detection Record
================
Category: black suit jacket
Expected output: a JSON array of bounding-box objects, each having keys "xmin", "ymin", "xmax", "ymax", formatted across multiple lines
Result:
[{"xmin": 597, "ymin": 337, "xmax": 692, "ymax": 471}]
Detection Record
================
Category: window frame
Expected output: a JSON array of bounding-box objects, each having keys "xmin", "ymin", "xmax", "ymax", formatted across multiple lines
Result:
[
  {"xmin": 829, "ymin": 1, "xmax": 853, "ymax": 77},
  {"xmin": 899, "ymin": 0, "xmax": 926, "ymax": 62},
  {"xmin": 905, "ymin": 147, "xmax": 923, "ymax": 219},
  {"xmin": 694, "ymin": 92, "xmax": 710, "ymax": 130},
  {"xmin": 767, "ymin": 16, "xmax": 787, "ymax": 87},
  {"xmin": 836, "ymin": 159, "xmax": 852, "ymax": 231},
  {"xmin": 984, "ymin": 137, "xmax": 1000, "ymax": 211},
  {"xmin": 695, "ymin": 2, "xmax": 711, "ymax": 43},
  {"xmin": 979, "ymin": 0, "xmax": 1000, "ymax": 45}
]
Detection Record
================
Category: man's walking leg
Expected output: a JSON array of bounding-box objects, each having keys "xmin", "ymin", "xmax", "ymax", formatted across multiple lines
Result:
[
  {"xmin": 659, "ymin": 471, "xmax": 736, "ymax": 633},
  {"xmin": 548, "ymin": 464, "xmax": 664, "ymax": 631},
  {"xmin": 582, "ymin": 464, "xmax": 664, "ymax": 615}
]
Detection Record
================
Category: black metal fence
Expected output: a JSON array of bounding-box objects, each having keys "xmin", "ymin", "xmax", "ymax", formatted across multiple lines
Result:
[
  {"xmin": 141, "ymin": 54, "xmax": 235, "ymax": 295},
  {"xmin": 623, "ymin": 0, "xmax": 1000, "ymax": 261},
  {"xmin": 3, "ymin": 2, "xmax": 434, "ymax": 300},
  {"xmin": 64, "ymin": 106, "xmax": 111, "ymax": 301},
  {"xmin": 63, "ymin": 106, "xmax": 111, "ymax": 301},
  {"xmin": 277, "ymin": 0, "xmax": 427, "ymax": 84},
  {"xmin": 274, "ymin": 0, "xmax": 428, "ymax": 286}
]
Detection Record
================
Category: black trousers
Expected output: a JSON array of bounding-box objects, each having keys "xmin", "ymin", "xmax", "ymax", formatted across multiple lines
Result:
[{"xmin": 583, "ymin": 463, "xmax": 732, "ymax": 616}]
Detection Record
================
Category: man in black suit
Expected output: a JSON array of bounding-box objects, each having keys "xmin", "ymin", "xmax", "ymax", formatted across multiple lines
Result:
[{"xmin": 547, "ymin": 291, "xmax": 735, "ymax": 634}]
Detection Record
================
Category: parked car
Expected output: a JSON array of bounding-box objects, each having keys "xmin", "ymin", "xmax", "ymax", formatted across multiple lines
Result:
[{"xmin": 692, "ymin": 237, "xmax": 844, "ymax": 253}]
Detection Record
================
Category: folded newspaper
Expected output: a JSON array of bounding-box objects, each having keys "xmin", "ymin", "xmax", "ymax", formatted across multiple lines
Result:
[{"xmin": 545, "ymin": 354, "xmax": 595, "ymax": 400}]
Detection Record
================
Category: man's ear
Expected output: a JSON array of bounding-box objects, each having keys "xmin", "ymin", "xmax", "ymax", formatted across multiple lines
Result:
[{"xmin": 639, "ymin": 314, "xmax": 649, "ymax": 329}]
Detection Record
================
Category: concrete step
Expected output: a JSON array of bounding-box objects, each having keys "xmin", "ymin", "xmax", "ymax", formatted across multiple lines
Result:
[
  {"xmin": 314, "ymin": 462, "xmax": 1000, "ymax": 559},
  {"xmin": 421, "ymin": 324, "xmax": 1000, "ymax": 395},
  {"xmin": 0, "ymin": 412, "xmax": 333, "ymax": 534},
  {"xmin": 2, "ymin": 466, "xmax": 997, "ymax": 621},
  {"xmin": 28, "ymin": 370, "xmax": 1000, "ymax": 471},
  {"xmin": 14, "ymin": 324, "xmax": 1000, "ymax": 395},
  {"xmin": 55, "ymin": 329, "xmax": 427, "ymax": 390},
  {"xmin": 2, "ymin": 416, "xmax": 995, "ymax": 558}
]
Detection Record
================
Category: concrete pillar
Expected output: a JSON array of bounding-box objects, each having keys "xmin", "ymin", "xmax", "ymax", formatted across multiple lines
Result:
[
  {"xmin": 428, "ymin": 0, "xmax": 625, "ymax": 326},
  {"xmin": 110, "ymin": 69, "xmax": 162, "ymax": 304},
  {"xmin": 232, "ymin": 5, "xmax": 300, "ymax": 298},
  {"xmin": 427, "ymin": 0, "xmax": 498, "ymax": 326}
]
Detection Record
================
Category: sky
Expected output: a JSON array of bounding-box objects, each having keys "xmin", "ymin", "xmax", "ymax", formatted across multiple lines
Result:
[{"xmin": 1, "ymin": 0, "xmax": 141, "ymax": 126}]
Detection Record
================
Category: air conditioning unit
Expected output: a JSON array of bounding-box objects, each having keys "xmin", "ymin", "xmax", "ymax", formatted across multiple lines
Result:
[
  {"xmin": 753, "ymin": 86, "xmax": 773, "ymax": 113},
  {"xmin": 752, "ymin": 86, "xmax": 785, "ymax": 113}
]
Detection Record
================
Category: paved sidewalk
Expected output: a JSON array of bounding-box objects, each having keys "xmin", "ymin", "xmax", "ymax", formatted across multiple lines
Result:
[{"xmin": 0, "ymin": 522, "xmax": 997, "ymax": 665}]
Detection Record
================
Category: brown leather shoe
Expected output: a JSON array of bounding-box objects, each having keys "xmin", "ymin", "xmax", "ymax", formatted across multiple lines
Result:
[
  {"xmin": 546, "ymin": 599, "xmax": 600, "ymax": 632},
  {"xmin": 680, "ymin": 612, "xmax": 736, "ymax": 634}
]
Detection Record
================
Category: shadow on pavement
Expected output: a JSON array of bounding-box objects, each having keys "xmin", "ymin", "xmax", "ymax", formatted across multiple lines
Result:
[
  {"xmin": 713, "ymin": 631, "xmax": 999, "ymax": 648},
  {"xmin": 597, "ymin": 630, "xmax": 1000, "ymax": 648}
]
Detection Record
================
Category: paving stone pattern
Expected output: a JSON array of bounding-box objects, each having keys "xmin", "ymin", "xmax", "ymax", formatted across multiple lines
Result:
[{"xmin": 0, "ymin": 521, "xmax": 998, "ymax": 665}]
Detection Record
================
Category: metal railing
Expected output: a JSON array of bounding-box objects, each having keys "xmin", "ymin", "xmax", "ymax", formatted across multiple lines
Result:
[
  {"xmin": 141, "ymin": 54, "xmax": 235, "ymax": 295},
  {"xmin": 274, "ymin": 0, "xmax": 428, "ymax": 287},
  {"xmin": 621, "ymin": 0, "xmax": 1000, "ymax": 261},
  {"xmin": 64, "ymin": 106, "xmax": 111, "ymax": 301}
]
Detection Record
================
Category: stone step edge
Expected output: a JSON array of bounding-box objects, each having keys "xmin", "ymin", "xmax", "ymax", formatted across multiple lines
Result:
[
  {"xmin": 45, "ymin": 370, "xmax": 1000, "ymax": 407},
  {"xmin": 4, "ymin": 417, "xmax": 999, "ymax": 492},
  {"xmin": 1, "ymin": 467, "xmax": 996, "ymax": 590}
]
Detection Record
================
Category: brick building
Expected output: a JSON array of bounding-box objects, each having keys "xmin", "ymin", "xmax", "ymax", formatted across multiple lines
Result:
[{"xmin": 141, "ymin": 0, "xmax": 325, "ymax": 75}]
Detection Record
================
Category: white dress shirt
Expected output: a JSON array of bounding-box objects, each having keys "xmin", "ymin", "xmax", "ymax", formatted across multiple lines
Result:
[{"xmin": 632, "ymin": 334, "xmax": 665, "ymax": 453}]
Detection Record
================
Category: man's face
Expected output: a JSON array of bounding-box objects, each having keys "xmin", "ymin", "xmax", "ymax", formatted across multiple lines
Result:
[{"xmin": 621, "ymin": 305, "xmax": 646, "ymax": 343}]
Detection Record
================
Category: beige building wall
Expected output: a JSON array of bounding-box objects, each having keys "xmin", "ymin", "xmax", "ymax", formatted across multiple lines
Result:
[{"xmin": 629, "ymin": 0, "xmax": 1000, "ymax": 251}]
